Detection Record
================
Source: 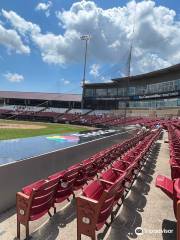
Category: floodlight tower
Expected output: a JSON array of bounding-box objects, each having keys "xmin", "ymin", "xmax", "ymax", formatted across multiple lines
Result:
[{"xmin": 80, "ymin": 35, "xmax": 90, "ymax": 109}]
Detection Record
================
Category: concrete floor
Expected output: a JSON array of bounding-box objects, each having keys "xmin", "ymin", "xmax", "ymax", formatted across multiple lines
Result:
[{"xmin": 0, "ymin": 130, "xmax": 176, "ymax": 240}]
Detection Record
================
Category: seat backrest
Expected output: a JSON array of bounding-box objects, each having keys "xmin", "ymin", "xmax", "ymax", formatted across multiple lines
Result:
[
  {"xmin": 101, "ymin": 168, "xmax": 120, "ymax": 182},
  {"xmin": 83, "ymin": 180, "xmax": 104, "ymax": 200},
  {"xmin": 30, "ymin": 178, "xmax": 59, "ymax": 217},
  {"xmin": 82, "ymin": 160, "xmax": 96, "ymax": 176},
  {"xmin": 62, "ymin": 165, "xmax": 82, "ymax": 186},
  {"xmin": 22, "ymin": 179, "xmax": 46, "ymax": 196},
  {"xmin": 97, "ymin": 176, "xmax": 125, "ymax": 222},
  {"xmin": 113, "ymin": 160, "xmax": 129, "ymax": 171}
]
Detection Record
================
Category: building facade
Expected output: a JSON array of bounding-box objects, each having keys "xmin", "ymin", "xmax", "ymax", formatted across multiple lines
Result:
[{"xmin": 83, "ymin": 63, "xmax": 180, "ymax": 110}]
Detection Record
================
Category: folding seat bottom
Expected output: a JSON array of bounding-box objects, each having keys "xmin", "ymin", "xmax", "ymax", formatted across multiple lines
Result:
[{"xmin": 155, "ymin": 175, "xmax": 173, "ymax": 200}]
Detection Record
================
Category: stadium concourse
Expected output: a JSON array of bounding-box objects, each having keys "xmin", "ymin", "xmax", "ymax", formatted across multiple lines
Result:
[{"xmin": 0, "ymin": 119, "xmax": 179, "ymax": 240}]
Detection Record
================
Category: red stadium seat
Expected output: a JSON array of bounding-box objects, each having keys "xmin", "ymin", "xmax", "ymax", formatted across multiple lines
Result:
[
  {"xmin": 16, "ymin": 178, "xmax": 59, "ymax": 239},
  {"xmin": 48, "ymin": 166, "xmax": 80, "ymax": 211},
  {"xmin": 155, "ymin": 175, "xmax": 173, "ymax": 200},
  {"xmin": 76, "ymin": 177, "xmax": 124, "ymax": 239},
  {"xmin": 15, "ymin": 127, "xmax": 161, "ymax": 239}
]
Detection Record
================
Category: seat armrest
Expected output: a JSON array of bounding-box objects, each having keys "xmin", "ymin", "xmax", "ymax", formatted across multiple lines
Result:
[
  {"xmin": 16, "ymin": 192, "xmax": 30, "ymax": 223},
  {"xmin": 16, "ymin": 191, "xmax": 30, "ymax": 202},
  {"xmin": 100, "ymin": 179, "xmax": 113, "ymax": 186},
  {"xmin": 77, "ymin": 195, "xmax": 99, "ymax": 224},
  {"xmin": 121, "ymin": 160, "xmax": 130, "ymax": 165},
  {"xmin": 112, "ymin": 168, "xmax": 125, "ymax": 174},
  {"xmin": 77, "ymin": 195, "xmax": 98, "ymax": 204}
]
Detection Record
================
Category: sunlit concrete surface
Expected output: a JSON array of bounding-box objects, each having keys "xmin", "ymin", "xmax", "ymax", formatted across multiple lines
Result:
[{"xmin": 0, "ymin": 130, "xmax": 176, "ymax": 240}]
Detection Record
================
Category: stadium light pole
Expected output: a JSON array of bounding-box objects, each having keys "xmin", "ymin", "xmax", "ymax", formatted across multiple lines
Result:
[{"xmin": 80, "ymin": 35, "xmax": 90, "ymax": 109}]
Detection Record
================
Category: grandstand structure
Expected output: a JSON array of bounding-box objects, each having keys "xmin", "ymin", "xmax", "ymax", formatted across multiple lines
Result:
[
  {"xmin": 84, "ymin": 63, "xmax": 180, "ymax": 117},
  {"xmin": 0, "ymin": 91, "xmax": 81, "ymax": 109},
  {"xmin": 0, "ymin": 64, "xmax": 180, "ymax": 126}
]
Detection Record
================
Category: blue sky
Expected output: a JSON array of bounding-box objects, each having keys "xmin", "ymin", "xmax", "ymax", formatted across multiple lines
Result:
[{"xmin": 0, "ymin": 0, "xmax": 180, "ymax": 94}]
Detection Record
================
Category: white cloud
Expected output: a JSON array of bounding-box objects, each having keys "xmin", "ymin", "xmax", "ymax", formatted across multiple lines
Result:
[
  {"xmin": 100, "ymin": 76, "xmax": 112, "ymax": 83},
  {"xmin": 2, "ymin": 1, "xmax": 180, "ymax": 75},
  {"xmin": 0, "ymin": 24, "xmax": 30, "ymax": 54},
  {"xmin": 89, "ymin": 64, "xmax": 100, "ymax": 77},
  {"xmin": 4, "ymin": 72, "xmax": 24, "ymax": 82},
  {"xmin": 36, "ymin": 1, "xmax": 52, "ymax": 11},
  {"xmin": 63, "ymin": 80, "xmax": 70, "ymax": 85},
  {"xmin": 60, "ymin": 78, "xmax": 70, "ymax": 85},
  {"xmin": 35, "ymin": 1, "xmax": 52, "ymax": 17},
  {"xmin": 2, "ymin": 9, "xmax": 40, "ymax": 36}
]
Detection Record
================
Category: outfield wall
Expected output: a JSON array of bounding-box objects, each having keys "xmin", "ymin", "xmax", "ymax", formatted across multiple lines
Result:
[{"xmin": 0, "ymin": 129, "xmax": 136, "ymax": 213}]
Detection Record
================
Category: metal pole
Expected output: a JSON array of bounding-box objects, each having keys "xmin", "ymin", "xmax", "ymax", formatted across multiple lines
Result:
[
  {"xmin": 81, "ymin": 39, "xmax": 88, "ymax": 109},
  {"xmin": 83, "ymin": 39, "xmax": 88, "ymax": 85},
  {"xmin": 124, "ymin": 43, "xmax": 132, "ymax": 122},
  {"xmin": 81, "ymin": 35, "xmax": 90, "ymax": 109}
]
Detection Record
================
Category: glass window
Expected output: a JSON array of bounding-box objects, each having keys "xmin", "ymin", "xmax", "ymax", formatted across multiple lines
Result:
[
  {"xmin": 85, "ymin": 88, "xmax": 94, "ymax": 97},
  {"xmin": 108, "ymin": 88, "xmax": 117, "ymax": 96},
  {"xmin": 118, "ymin": 101, "xmax": 125, "ymax": 108},
  {"xmin": 135, "ymin": 86, "xmax": 146, "ymax": 95},
  {"xmin": 145, "ymin": 80, "xmax": 177, "ymax": 95},
  {"xmin": 118, "ymin": 88, "xmax": 125, "ymax": 96},
  {"xmin": 95, "ymin": 88, "xmax": 107, "ymax": 97},
  {"xmin": 129, "ymin": 98, "xmax": 179, "ymax": 108},
  {"xmin": 128, "ymin": 87, "xmax": 135, "ymax": 96},
  {"xmin": 177, "ymin": 98, "xmax": 180, "ymax": 106},
  {"xmin": 175, "ymin": 80, "xmax": 180, "ymax": 91}
]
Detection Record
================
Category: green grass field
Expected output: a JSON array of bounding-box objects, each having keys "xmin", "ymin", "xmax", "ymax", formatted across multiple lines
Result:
[{"xmin": 0, "ymin": 119, "xmax": 91, "ymax": 140}]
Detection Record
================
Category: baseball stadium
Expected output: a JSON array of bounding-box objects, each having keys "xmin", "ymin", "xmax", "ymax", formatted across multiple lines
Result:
[{"xmin": 0, "ymin": 1, "xmax": 180, "ymax": 240}]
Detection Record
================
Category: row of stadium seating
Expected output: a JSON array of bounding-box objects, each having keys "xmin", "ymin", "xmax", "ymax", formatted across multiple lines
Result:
[
  {"xmin": 0, "ymin": 105, "xmax": 144, "ymax": 126},
  {"xmin": 156, "ymin": 124, "xmax": 180, "ymax": 239},
  {"xmin": 77, "ymin": 129, "xmax": 161, "ymax": 239},
  {"xmin": 1, "ymin": 104, "xmax": 180, "ymax": 128},
  {"xmin": 16, "ymin": 129, "xmax": 160, "ymax": 239},
  {"xmin": 16, "ymin": 130, "xmax": 149, "ymax": 239}
]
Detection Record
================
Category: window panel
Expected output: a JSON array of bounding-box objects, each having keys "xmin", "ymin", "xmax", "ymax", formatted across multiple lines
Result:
[
  {"xmin": 108, "ymin": 88, "xmax": 117, "ymax": 96},
  {"xmin": 118, "ymin": 88, "xmax": 125, "ymax": 96},
  {"xmin": 85, "ymin": 89, "xmax": 94, "ymax": 97},
  {"xmin": 95, "ymin": 88, "xmax": 107, "ymax": 97}
]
